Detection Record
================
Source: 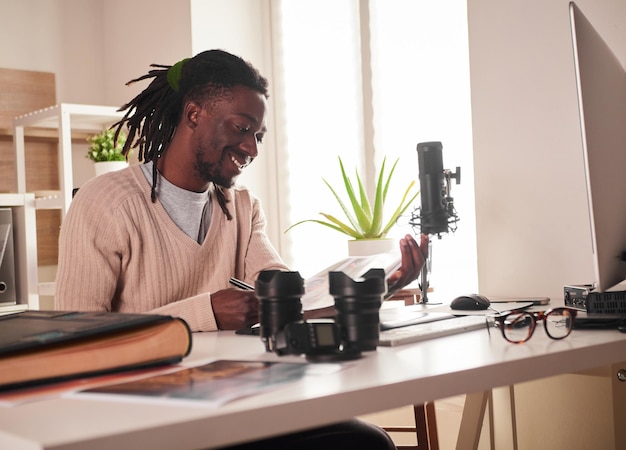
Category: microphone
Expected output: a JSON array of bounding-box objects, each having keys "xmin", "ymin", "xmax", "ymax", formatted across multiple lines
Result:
[
  {"xmin": 412, "ymin": 142, "xmax": 460, "ymax": 304},
  {"xmin": 414, "ymin": 141, "xmax": 460, "ymax": 237}
]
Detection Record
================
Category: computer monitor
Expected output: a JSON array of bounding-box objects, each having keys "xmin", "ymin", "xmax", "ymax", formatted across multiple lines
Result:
[{"xmin": 569, "ymin": 2, "xmax": 626, "ymax": 292}]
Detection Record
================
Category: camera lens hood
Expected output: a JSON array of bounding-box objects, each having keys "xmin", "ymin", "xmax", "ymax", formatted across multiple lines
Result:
[{"xmin": 256, "ymin": 270, "xmax": 305, "ymax": 298}]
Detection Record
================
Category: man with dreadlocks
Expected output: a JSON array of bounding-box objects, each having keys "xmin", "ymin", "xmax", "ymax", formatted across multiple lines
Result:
[
  {"xmin": 55, "ymin": 49, "xmax": 428, "ymax": 450},
  {"xmin": 56, "ymin": 49, "xmax": 427, "ymax": 333}
]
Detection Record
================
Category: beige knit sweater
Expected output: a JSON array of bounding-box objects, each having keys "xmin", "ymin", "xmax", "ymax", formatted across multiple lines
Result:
[{"xmin": 55, "ymin": 165, "xmax": 288, "ymax": 331}]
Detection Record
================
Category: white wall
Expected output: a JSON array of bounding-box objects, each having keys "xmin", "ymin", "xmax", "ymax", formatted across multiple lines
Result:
[
  {"xmin": 468, "ymin": 1, "xmax": 626, "ymax": 447},
  {"xmin": 468, "ymin": 0, "xmax": 626, "ymax": 302},
  {"xmin": 56, "ymin": 0, "xmax": 106, "ymax": 104},
  {"xmin": 98, "ymin": 0, "xmax": 193, "ymax": 107},
  {"xmin": 0, "ymin": 1, "xmax": 62, "ymax": 92},
  {"xmin": 0, "ymin": 0, "xmax": 189, "ymax": 107}
]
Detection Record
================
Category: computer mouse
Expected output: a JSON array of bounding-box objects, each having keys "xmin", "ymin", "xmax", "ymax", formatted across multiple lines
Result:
[{"xmin": 450, "ymin": 294, "xmax": 491, "ymax": 311}]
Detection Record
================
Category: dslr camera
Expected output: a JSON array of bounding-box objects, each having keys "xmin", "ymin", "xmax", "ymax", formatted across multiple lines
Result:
[{"xmin": 255, "ymin": 269, "xmax": 386, "ymax": 362}]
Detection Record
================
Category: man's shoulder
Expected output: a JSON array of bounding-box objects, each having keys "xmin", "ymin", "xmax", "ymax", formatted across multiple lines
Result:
[
  {"xmin": 229, "ymin": 183, "xmax": 253, "ymax": 195},
  {"xmin": 73, "ymin": 166, "xmax": 148, "ymax": 207},
  {"xmin": 227, "ymin": 184, "xmax": 262, "ymax": 208}
]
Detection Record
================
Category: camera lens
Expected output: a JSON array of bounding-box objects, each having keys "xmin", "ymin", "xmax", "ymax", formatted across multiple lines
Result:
[
  {"xmin": 329, "ymin": 268, "xmax": 387, "ymax": 353},
  {"xmin": 256, "ymin": 270, "xmax": 304, "ymax": 354}
]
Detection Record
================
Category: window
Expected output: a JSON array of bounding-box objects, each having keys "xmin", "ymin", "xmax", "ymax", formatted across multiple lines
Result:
[{"xmin": 274, "ymin": 0, "xmax": 477, "ymax": 301}]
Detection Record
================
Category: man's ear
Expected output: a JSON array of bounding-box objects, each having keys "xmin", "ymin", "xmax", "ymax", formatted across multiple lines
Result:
[{"xmin": 183, "ymin": 101, "xmax": 202, "ymax": 129}]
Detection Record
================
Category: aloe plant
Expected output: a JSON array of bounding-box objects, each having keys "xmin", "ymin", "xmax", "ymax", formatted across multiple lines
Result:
[{"xmin": 286, "ymin": 156, "xmax": 419, "ymax": 239}]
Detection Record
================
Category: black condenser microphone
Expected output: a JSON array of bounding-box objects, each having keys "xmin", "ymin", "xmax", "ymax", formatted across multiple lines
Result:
[
  {"xmin": 413, "ymin": 141, "xmax": 460, "ymax": 304},
  {"xmin": 416, "ymin": 141, "xmax": 460, "ymax": 236}
]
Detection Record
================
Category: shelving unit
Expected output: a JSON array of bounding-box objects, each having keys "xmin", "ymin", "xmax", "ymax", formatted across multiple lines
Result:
[
  {"xmin": 14, "ymin": 103, "xmax": 124, "ymax": 215},
  {"xmin": 10, "ymin": 103, "xmax": 124, "ymax": 308},
  {"xmin": 0, "ymin": 193, "xmax": 37, "ymax": 308}
]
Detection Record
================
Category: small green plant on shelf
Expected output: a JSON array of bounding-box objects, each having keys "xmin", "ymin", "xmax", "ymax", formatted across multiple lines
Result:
[
  {"xmin": 86, "ymin": 128, "xmax": 129, "ymax": 162},
  {"xmin": 286, "ymin": 156, "xmax": 419, "ymax": 239}
]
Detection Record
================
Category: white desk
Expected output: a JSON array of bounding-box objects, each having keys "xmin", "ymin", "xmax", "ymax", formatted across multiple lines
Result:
[{"xmin": 1, "ymin": 323, "xmax": 625, "ymax": 449}]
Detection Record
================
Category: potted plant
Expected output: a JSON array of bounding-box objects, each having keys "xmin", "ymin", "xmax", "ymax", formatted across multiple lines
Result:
[
  {"xmin": 286, "ymin": 156, "xmax": 419, "ymax": 256},
  {"xmin": 86, "ymin": 128, "xmax": 130, "ymax": 176}
]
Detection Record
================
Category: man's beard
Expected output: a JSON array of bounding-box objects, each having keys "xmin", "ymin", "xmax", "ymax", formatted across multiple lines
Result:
[{"xmin": 194, "ymin": 147, "xmax": 234, "ymax": 189}]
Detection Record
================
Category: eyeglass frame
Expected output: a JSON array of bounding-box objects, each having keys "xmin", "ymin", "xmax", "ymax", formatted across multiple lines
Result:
[{"xmin": 487, "ymin": 307, "xmax": 578, "ymax": 343}]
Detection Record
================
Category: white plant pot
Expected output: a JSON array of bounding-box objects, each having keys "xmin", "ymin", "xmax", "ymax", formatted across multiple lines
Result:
[
  {"xmin": 94, "ymin": 161, "xmax": 129, "ymax": 177},
  {"xmin": 347, "ymin": 238, "xmax": 395, "ymax": 256}
]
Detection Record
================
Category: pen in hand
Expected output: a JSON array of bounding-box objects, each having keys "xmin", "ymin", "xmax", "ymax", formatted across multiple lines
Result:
[
  {"xmin": 229, "ymin": 277, "xmax": 255, "ymax": 291},
  {"xmin": 230, "ymin": 278, "xmax": 260, "ymax": 334}
]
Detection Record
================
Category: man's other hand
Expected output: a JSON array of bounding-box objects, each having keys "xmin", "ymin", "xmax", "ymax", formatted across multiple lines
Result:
[{"xmin": 386, "ymin": 234, "xmax": 429, "ymax": 295}]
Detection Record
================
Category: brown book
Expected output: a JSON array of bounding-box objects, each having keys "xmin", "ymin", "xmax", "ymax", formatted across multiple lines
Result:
[{"xmin": 0, "ymin": 310, "xmax": 192, "ymax": 390}]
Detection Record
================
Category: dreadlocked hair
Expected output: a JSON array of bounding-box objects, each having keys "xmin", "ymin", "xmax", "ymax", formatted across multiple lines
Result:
[{"xmin": 111, "ymin": 49, "xmax": 269, "ymax": 218}]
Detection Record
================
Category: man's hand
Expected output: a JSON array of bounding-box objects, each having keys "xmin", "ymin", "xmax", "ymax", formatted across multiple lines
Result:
[
  {"xmin": 386, "ymin": 233, "xmax": 429, "ymax": 295},
  {"xmin": 211, "ymin": 288, "xmax": 259, "ymax": 330}
]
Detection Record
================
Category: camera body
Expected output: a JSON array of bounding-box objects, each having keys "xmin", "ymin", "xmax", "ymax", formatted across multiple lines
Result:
[{"xmin": 279, "ymin": 319, "xmax": 341, "ymax": 356}]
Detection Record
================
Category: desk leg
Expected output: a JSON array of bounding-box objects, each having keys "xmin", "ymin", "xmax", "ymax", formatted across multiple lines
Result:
[
  {"xmin": 456, "ymin": 391, "xmax": 492, "ymax": 450},
  {"xmin": 613, "ymin": 363, "xmax": 626, "ymax": 448},
  {"xmin": 491, "ymin": 386, "xmax": 518, "ymax": 450}
]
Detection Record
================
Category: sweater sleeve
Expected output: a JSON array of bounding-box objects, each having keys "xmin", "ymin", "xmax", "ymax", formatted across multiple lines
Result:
[
  {"xmin": 150, "ymin": 292, "xmax": 218, "ymax": 332},
  {"xmin": 55, "ymin": 178, "xmax": 127, "ymax": 313}
]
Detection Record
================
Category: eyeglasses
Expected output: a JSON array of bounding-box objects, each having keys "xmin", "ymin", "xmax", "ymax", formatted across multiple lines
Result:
[{"xmin": 488, "ymin": 307, "xmax": 577, "ymax": 343}]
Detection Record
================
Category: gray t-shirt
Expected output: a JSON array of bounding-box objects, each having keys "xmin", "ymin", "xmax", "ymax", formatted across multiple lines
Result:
[{"xmin": 140, "ymin": 161, "xmax": 212, "ymax": 243}]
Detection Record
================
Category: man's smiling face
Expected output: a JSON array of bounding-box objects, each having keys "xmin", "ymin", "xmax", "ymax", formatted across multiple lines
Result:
[{"xmin": 190, "ymin": 86, "xmax": 268, "ymax": 189}]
